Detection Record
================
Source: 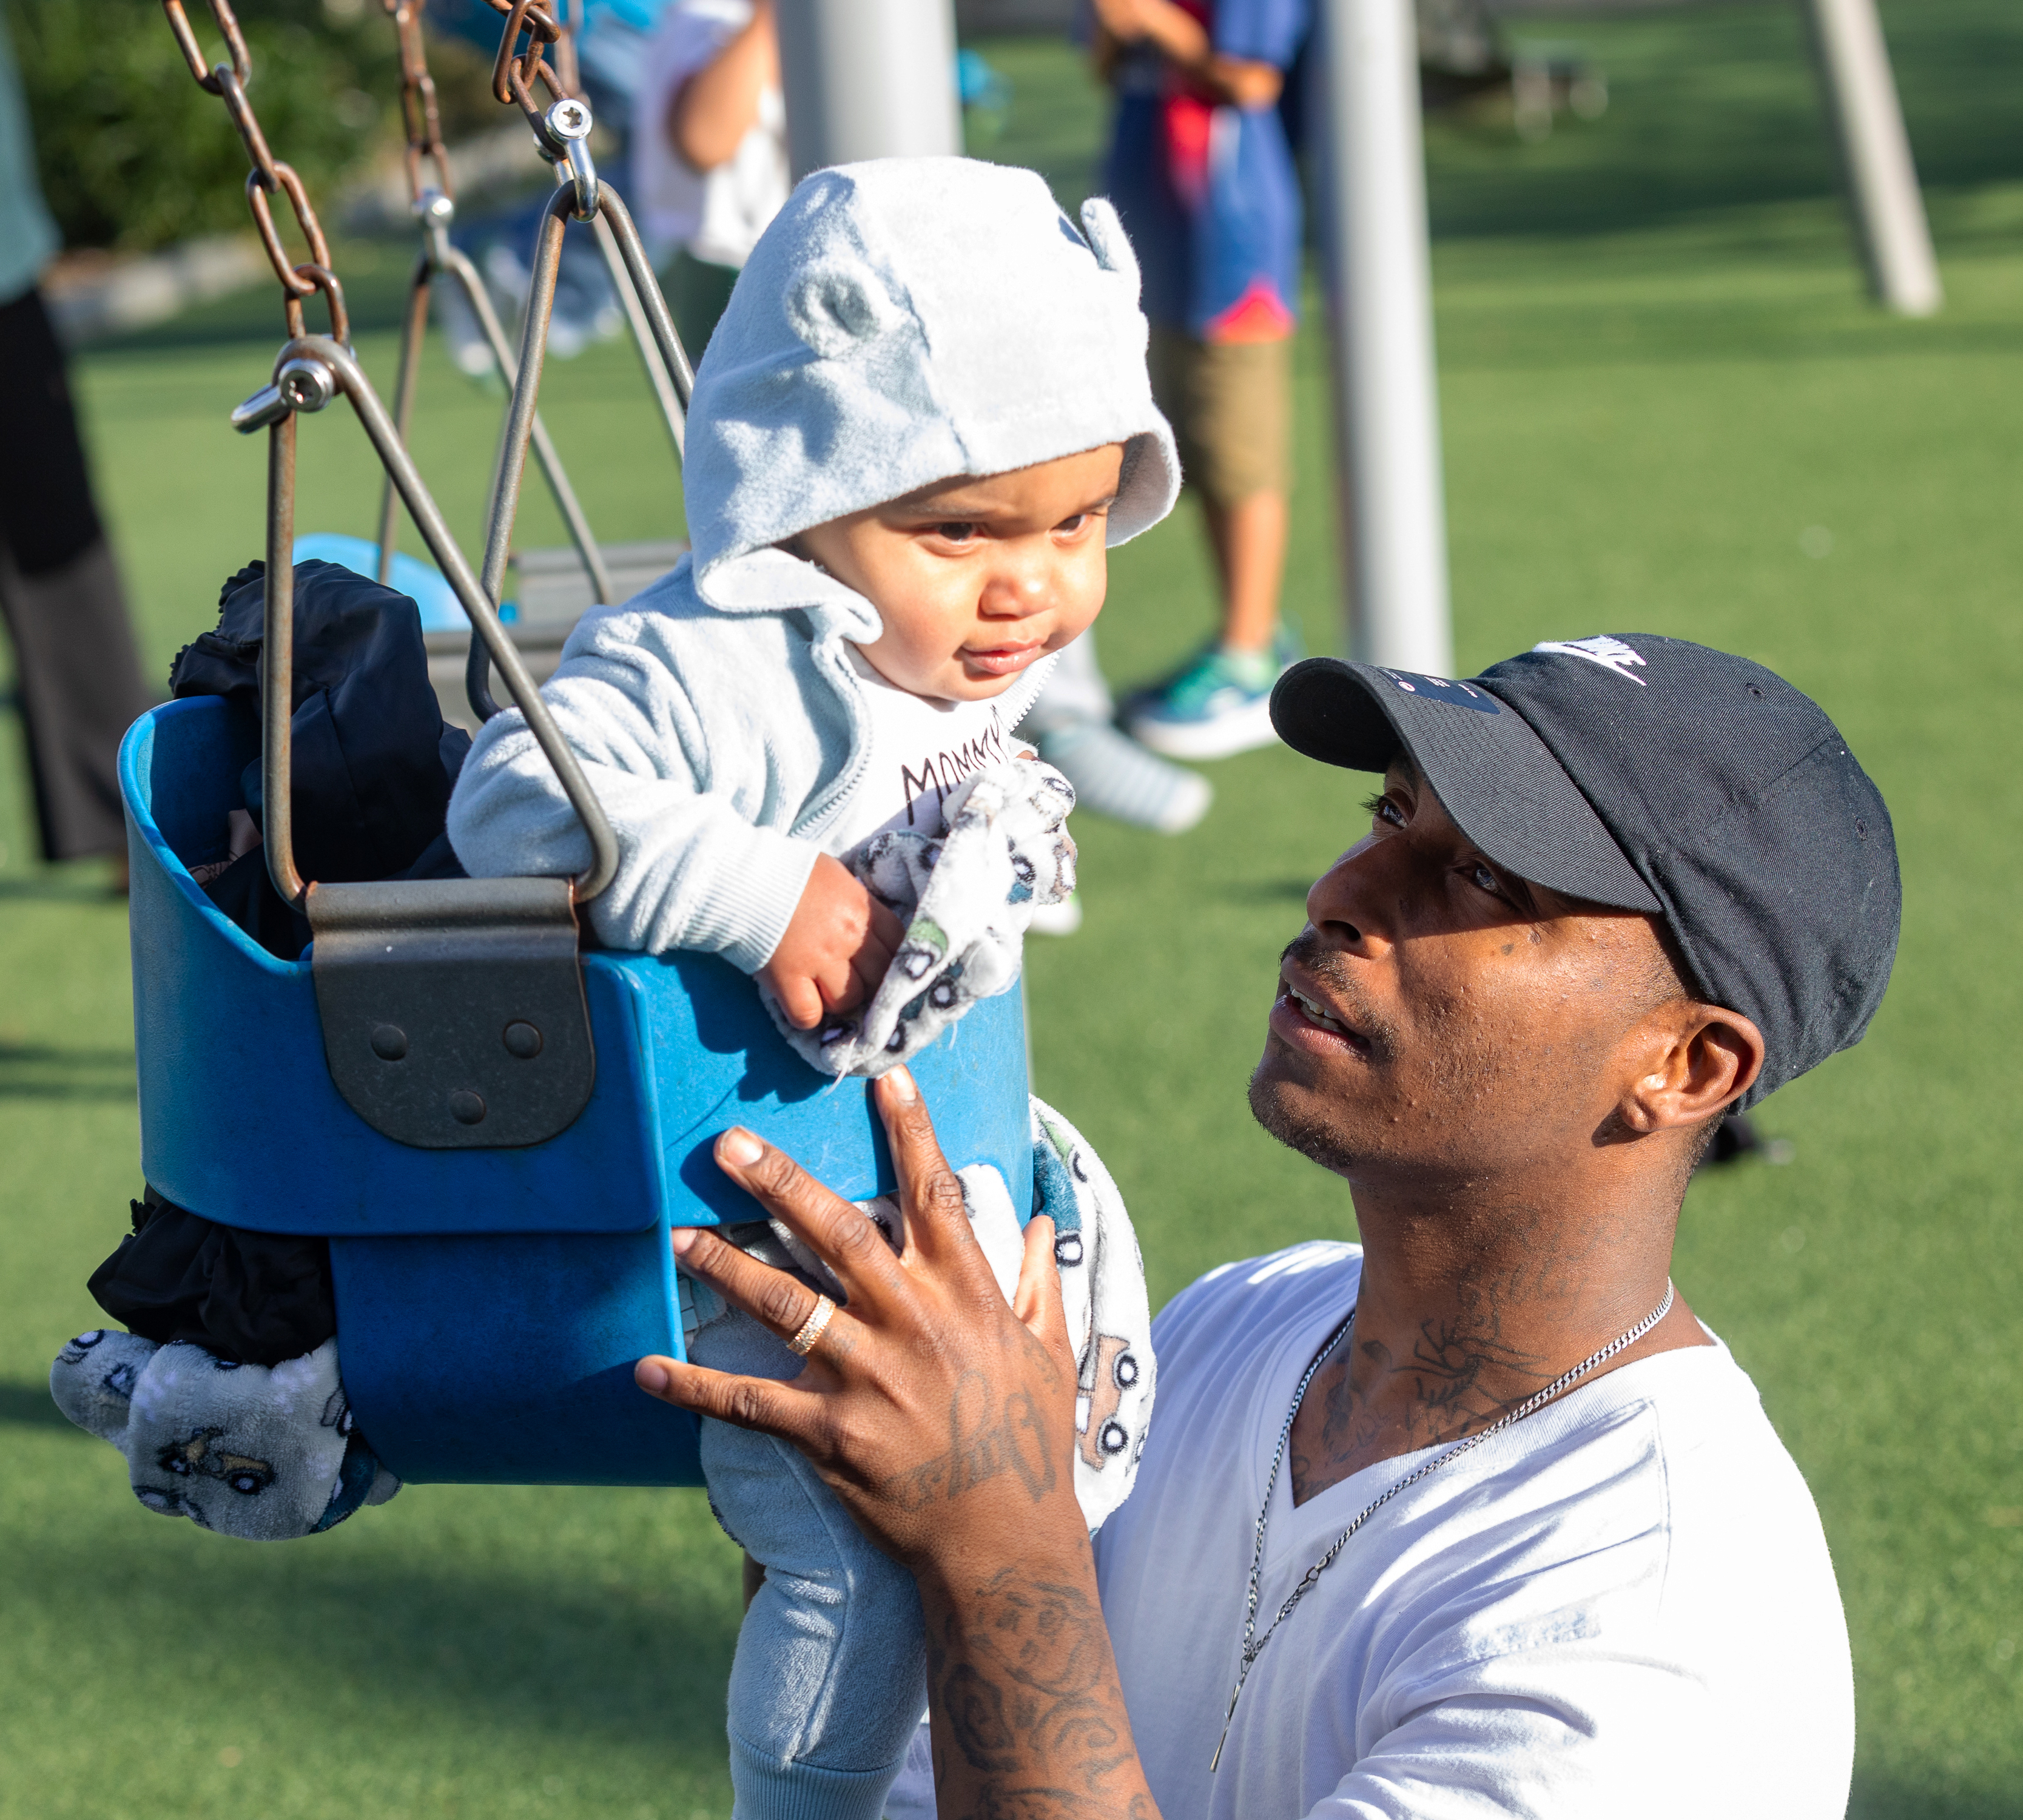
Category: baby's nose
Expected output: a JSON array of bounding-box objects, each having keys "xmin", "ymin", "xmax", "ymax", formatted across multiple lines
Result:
[{"xmin": 980, "ymin": 554, "xmax": 1052, "ymax": 616}]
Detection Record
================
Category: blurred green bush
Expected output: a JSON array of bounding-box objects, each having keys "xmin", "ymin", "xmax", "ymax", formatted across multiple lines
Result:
[{"xmin": 4, "ymin": 0, "xmax": 400, "ymax": 252}]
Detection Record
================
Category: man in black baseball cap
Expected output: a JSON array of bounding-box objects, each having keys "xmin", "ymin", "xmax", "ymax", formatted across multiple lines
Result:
[
  {"xmin": 1267, "ymin": 632, "xmax": 1899, "ymax": 1111},
  {"xmin": 636, "ymin": 635, "xmax": 1897, "ymax": 1818}
]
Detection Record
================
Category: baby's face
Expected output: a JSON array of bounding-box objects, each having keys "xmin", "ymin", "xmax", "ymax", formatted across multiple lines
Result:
[{"xmin": 793, "ymin": 443, "xmax": 1124, "ymax": 702}]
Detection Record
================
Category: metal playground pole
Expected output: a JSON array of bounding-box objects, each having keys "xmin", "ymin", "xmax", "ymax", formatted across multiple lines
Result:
[
  {"xmin": 1313, "ymin": 0, "xmax": 1455, "ymax": 675},
  {"xmin": 1801, "ymin": 0, "xmax": 1942, "ymax": 317},
  {"xmin": 773, "ymin": 0, "xmax": 961, "ymax": 182}
]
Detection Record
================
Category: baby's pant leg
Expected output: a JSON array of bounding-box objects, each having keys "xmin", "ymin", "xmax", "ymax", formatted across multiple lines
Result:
[{"xmin": 691, "ymin": 1309, "xmax": 927, "ymax": 1820}]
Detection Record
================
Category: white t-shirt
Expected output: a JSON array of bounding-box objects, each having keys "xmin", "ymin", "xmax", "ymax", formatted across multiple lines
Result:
[
  {"xmin": 821, "ymin": 648, "xmax": 1022, "ymax": 858},
  {"xmin": 1094, "ymin": 1242, "xmax": 1855, "ymax": 1820},
  {"xmin": 631, "ymin": 0, "xmax": 790, "ymax": 269}
]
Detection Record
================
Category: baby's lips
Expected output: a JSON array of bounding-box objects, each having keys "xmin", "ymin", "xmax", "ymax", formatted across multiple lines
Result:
[{"xmin": 961, "ymin": 639, "xmax": 1047, "ymax": 677}]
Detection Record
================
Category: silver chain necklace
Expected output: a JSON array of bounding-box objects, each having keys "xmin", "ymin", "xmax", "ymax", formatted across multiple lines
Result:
[{"xmin": 1210, "ymin": 1279, "xmax": 1677, "ymax": 1774}]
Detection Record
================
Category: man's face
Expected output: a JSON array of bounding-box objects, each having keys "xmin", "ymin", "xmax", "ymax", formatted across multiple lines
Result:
[{"xmin": 1250, "ymin": 757, "xmax": 1675, "ymax": 1182}]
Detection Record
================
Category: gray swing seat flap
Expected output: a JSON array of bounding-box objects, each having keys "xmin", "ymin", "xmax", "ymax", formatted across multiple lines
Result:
[{"xmin": 308, "ymin": 875, "xmax": 596, "ymax": 1149}]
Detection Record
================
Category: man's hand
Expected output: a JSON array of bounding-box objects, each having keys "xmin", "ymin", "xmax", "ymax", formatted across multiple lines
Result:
[
  {"xmin": 635, "ymin": 1073, "xmax": 1163, "ymax": 1817},
  {"xmin": 757, "ymin": 854, "xmax": 906, "ymax": 1030},
  {"xmin": 638, "ymin": 1069, "xmax": 1084, "ymax": 1565}
]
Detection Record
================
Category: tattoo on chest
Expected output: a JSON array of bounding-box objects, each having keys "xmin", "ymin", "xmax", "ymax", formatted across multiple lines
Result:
[{"xmin": 1289, "ymin": 1282, "xmax": 1553, "ymax": 1502}]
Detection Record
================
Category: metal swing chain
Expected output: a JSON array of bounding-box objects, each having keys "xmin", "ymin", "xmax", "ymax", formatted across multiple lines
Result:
[
  {"xmin": 386, "ymin": 0, "xmax": 454, "ymax": 209},
  {"xmin": 488, "ymin": 0, "xmax": 575, "ymax": 150},
  {"xmin": 372, "ymin": 0, "xmax": 614, "ymax": 607},
  {"xmin": 158, "ymin": 0, "xmax": 621, "ymax": 907},
  {"xmin": 162, "ymin": 0, "xmax": 349, "ymax": 345}
]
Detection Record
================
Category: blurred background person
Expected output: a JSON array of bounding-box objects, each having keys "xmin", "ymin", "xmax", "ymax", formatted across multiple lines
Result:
[
  {"xmin": 632, "ymin": 0, "xmax": 789, "ymax": 359},
  {"xmin": 0, "ymin": 15, "xmax": 152, "ymax": 886},
  {"xmin": 1091, "ymin": 0, "xmax": 1309, "ymax": 760},
  {"xmin": 631, "ymin": 0, "xmax": 1212, "ymax": 843}
]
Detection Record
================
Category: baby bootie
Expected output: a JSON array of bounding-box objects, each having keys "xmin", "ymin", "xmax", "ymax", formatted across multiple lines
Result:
[{"xmin": 49, "ymin": 1329, "xmax": 399, "ymax": 1539}]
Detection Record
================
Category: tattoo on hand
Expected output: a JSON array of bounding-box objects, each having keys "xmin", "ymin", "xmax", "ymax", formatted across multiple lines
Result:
[{"xmin": 889, "ymin": 1371, "xmax": 1058, "ymax": 1511}]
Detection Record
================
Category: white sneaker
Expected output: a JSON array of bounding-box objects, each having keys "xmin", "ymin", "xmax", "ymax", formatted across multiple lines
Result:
[
  {"xmin": 1033, "ymin": 721, "xmax": 1212, "ymax": 834},
  {"xmin": 1028, "ymin": 893, "xmax": 1083, "ymax": 937}
]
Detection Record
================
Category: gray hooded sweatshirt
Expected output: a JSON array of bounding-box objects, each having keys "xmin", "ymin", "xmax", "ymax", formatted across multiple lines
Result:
[{"xmin": 446, "ymin": 157, "xmax": 1179, "ymax": 971}]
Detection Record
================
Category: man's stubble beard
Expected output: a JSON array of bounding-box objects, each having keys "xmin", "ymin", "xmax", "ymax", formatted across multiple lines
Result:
[
  {"xmin": 1251, "ymin": 932, "xmax": 1587, "ymax": 1185},
  {"xmin": 1248, "ymin": 1064, "xmax": 1370, "ymax": 1177},
  {"xmin": 1247, "ymin": 932, "xmax": 1401, "ymax": 1178}
]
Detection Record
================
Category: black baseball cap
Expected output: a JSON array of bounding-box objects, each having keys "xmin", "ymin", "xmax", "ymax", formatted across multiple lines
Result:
[{"xmin": 1269, "ymin": 635, "xmax": 1900, "ymax": 1107}]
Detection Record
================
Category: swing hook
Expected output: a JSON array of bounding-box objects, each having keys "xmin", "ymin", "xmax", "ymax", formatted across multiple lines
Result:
[
  {"xmin": 544, "ymin": 97, "xmax": 599, "ymax": 220},
  {"xmin": 230, "ymin": 356, "xmax": 338, "ymax": 434},
  {"xmin": 414, "ymin": 187, "xmax": 457, "ymax": 264}
]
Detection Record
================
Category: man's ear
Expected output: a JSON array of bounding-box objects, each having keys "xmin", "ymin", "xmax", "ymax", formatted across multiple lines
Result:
[{"xmin": 1615, "ymin": 1002, "xmax": 1766, "ymax": 1136}]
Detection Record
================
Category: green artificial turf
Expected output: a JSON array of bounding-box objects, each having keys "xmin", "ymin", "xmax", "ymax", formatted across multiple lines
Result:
[{"xmin": 4, "ymin": 3, "xmax": 2021, "ymax": 1813}]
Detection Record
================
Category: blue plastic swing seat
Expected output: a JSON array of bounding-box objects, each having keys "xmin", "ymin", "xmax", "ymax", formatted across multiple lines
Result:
[{"xmin": 121, "ymin": 696, "xmax": 1034, "ymax": 1489}]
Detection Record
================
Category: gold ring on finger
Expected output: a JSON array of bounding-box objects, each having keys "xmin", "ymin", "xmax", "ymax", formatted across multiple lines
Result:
[{"xmin": 786, "ymin": 1293, "xmax": 836, "ymax": 1358}]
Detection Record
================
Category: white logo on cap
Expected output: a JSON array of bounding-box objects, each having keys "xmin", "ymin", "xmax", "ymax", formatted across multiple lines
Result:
[{"xmin": 1533, "ymin": 635, "xmax": 1648, "ymax": 686}]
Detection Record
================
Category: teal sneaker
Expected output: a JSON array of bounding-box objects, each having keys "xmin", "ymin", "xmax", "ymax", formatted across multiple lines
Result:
[{"xmin": 1124, "ymin": 626, "xmax": 1302, "ymax": 760}]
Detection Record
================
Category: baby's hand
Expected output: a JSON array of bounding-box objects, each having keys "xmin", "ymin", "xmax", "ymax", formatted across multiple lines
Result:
[{"xmin": 759, "ymin": 855, "xmax": 907, "ymax": 1030}]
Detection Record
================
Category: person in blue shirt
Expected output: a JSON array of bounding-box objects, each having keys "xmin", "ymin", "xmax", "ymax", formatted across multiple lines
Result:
[{"xmin": 1092, "ymin": 0, "xmax": 1311, "ymax": 759}]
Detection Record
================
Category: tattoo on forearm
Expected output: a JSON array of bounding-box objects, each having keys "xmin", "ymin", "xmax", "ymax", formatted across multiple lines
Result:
[{"xmin": 927, "ymin": 1568, "xmax": 1152, "ymax": 1819}]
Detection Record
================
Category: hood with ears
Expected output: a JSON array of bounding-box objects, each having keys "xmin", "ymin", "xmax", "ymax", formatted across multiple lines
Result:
[{"xmin": 682, "ymin": 157, "xmax": 1180, "ymax": 615}]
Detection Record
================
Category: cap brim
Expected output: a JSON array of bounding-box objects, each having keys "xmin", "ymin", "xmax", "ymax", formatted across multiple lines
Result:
[{"xmin": 1270, "ymin": 658, "xmax": 1661, "ymax": 913}]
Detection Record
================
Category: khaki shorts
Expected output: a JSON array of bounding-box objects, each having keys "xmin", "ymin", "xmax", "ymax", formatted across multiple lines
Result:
[{"xmin": 1148, "ymin": 325, "xmax": 1293, "ymax": 507}]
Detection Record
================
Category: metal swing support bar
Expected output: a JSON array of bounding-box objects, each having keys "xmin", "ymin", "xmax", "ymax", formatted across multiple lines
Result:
[
  {"xmin": 374, "ymin": 202, "xmax": 616, "ymax": 608},
  {"xmin": 593, "ymin": 210, "xmax": 690, "ymax": 463},
  {"xmin": 448, "ymin": 0, "xmax": 698, "ymax": 718},
  {"xmin": 464, "ymin": 149, "xmax": 696, "ymax": 723},
  {"xmin": 480, "ymin": 0, "xmax": 696, "ymax": 447},
  {"xmin": 517, "ymin": 12, "xmax": 695, "ymax": 462},
  {"xmin": 161, "ymin": 0, "xmax": 687, "ymax": 911},
  {"xmin": 240, "ymin": 336, "xmax": 622, "ymax": 908},
  {"xmin": 160, "ymin": 0, "xmax": 619, "ymax": 908},
  {"xmin": 506, "ymin": 0, "xmax": 693, "ymax": 464}
]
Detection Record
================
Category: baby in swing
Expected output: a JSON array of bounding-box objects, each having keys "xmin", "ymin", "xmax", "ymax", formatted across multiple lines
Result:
[{"xmin": 446, "ymin": 158, "xmax": 1168, "ymax": 1820}]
